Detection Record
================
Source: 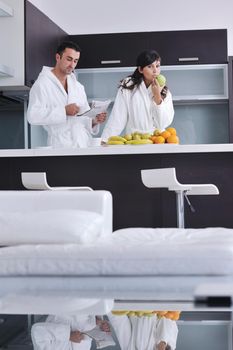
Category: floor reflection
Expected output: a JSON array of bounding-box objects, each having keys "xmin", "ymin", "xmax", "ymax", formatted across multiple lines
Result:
[{"xmin": 0, "ymin": 304, "xmax": 232, "ymax": 350}]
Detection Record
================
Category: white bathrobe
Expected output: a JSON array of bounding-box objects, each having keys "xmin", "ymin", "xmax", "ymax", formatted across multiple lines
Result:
[
  {"xmin": 27, "ymin": 67, "xmax": 99, "ymax": 148},
  {"xmin": 108, "ymin": 314, "xmax": 178, "ymax": 350},
  {"xmin": 101, "ymin": 79, "xmax": 174, "ymax": 142},
  {"xmin": 31, "ymin": 314, "xmax": 96, "ymax": 350}
]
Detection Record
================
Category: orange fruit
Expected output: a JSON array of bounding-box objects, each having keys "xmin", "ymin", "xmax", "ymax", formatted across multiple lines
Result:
[
  {"xmin": 171, "ymin": 311, "xmax": 181, "ymax": 320},
  {"xmin": 152, "ymin": 136, "xmax": 165, "ymax": 144},
  {"xmin": 164, "ymin": 311, "xmax": 174, "ymax": 319},
  {"xmin": 160, "ymin": 130, "xmax": 171, "ymax": 140},
  {"xmin": 166, "ymin": 135, "xmax": 179, "ymax": 144},
  {"xmin": 166, "ymin": 127, "xmax": 177, "ymax": 135},
  {"xmin": 156, "ymin": 311, "xmax": 168, "ymax": 316}
]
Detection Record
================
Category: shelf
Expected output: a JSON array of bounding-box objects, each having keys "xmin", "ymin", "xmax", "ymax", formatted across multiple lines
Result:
[
  {"xmin": 0, "ymin": 0, "xmax": 13, "ymax": 16},
  {"xmin": 0, "ymin": 64, "xmax": 14, "ymax": 77},
  {"xmin": 173, "ymin": 99, "xmax": 228, "ymax": 106}
]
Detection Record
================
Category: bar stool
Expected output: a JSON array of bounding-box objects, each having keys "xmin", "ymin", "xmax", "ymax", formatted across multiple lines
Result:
[
  {"xmin": 141, "ymin": 167, "xmax": 219, "ymax": 228},
  {"xmin": 21, "ymin": 172, "xmax": 93, "ymax": 191}
]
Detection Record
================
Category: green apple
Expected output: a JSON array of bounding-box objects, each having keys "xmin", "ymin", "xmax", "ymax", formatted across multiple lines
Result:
[{"xmin": 156, "ymin": 74, "xmax": 166, "ymax": 87}]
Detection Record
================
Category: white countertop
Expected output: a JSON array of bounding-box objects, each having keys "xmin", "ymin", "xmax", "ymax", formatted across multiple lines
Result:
[{"xmin": 1, "ymin": 143, "xmax": 233, "ymax": 157}]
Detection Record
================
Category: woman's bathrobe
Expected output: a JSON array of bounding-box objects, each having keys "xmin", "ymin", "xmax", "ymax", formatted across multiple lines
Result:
[
  {"xmin": 101, "ymin": 78, "xmax": 174, "ymax": 142},
  {"xmin": 108, "ymin": 314, "xmax": 178, "ymax": 350}
]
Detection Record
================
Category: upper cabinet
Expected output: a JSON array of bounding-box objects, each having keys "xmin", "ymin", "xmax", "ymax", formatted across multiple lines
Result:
[
  {"xmin": 0, "ymin": 0, "xmax": 67, "ymax": 89},
  {"xmin": 70, "ymin": 32, "xmax": 149, "ymax": 68},
  {"xmin": 70, "ymin": 29, "xmax": 228, "ymax": 69},
  {"xmin": 149, "ymin": 29, "xmax": 228, "ymax": 65}
]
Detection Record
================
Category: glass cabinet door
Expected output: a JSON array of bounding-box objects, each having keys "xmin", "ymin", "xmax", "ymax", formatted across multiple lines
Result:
[{"xmin": 161, "ymin": 64, "xmax": 228, "ymax": 100}]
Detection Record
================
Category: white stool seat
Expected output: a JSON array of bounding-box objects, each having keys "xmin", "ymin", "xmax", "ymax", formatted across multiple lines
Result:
[
  {"xmin": 141, "ymin": 168, "xmax": 219, "ymax": 195},
  {"xmin": 141, "ymin": 168, "xmax": 219, "ymax": 228},
  {"xmin": 21, "ymin": 172, "xmax": 93, "ymax": 191}
]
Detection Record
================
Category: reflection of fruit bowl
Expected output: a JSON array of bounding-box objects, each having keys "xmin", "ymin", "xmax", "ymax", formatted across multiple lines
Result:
[
  {"xmin": 106, "ymin": 127, "xmax": 179, "ymax": 145},
  {"xmin": 112, "ymin": 310, "xmax": 181, "ymax": 320}
]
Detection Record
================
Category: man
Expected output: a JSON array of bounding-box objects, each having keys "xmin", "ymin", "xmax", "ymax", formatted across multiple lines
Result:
[
  {"xmin": 31, "ymin": 314, "xmax": 112, "ymax": 350},
  {"xmin": 27, "ymin": 41, "xmax": 106, "ymax": 148}
]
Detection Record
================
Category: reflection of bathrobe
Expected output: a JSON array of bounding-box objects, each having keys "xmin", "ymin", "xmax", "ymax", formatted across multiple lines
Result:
[
  {"xmin": 31, "ymin": 315, "xmax": 96, "ymax": 350},
  {"xmin": 101, "ymin": 79, "xmax": 174, "ymax": 141},
  {"xmin": 27, "ymin": 67, "xmax": 99, "ymax": 148},
  {"xmin": 108, "ymin": 314, "xmax": 178, "ymax": 350}
]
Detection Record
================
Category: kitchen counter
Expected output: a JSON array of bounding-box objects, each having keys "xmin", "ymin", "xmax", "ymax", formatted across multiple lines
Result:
[
  {"xmin": 1, "ymin": 143, "xmax": 233, "ymax": 230},
  {"xmin": 1, "ymin": 143, "xmax": 233, "ymax": 157}
]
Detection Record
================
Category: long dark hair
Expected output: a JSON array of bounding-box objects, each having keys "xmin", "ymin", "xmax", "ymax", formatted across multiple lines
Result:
[{"xmin": 120, "ymin": 49, "xmax": 168, "ymax": 98}]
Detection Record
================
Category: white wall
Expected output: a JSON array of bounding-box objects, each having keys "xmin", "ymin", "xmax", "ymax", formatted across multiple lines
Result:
[
  {"xmin": 29, "ymin": 0, "xmax": 233, "ymax": 55},
  {"xmin": 0, "ymin": 0, "xmax": 25, "ymax": 86}
]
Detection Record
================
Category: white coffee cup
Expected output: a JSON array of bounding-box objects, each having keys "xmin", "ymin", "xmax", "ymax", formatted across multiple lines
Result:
[{"xmin": 90, "ymin": 137, "xmax": 102, "ymax": 147}]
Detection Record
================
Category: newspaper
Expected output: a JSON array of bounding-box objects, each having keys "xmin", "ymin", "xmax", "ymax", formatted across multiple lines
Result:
[
  {"xmin": 83, "ymin": 325, "xmax": 116, "ymax": 349},
  {"xmin": 77, "ymin": 100, "xmax": 112, "ymax": 118}
]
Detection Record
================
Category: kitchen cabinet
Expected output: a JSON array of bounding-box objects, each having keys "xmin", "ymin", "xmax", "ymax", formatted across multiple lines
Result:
[
  {"xmin": 70, "ymin": 32, "xmax": 149, "ymax": 68},
  {"xmin": 0, "ymin": 0, "xmax": 67, "ymax": 149},
  {"xmin": 177, "ymin": 320, "xmax": 232, "ymax": 350},
  {"xmin": 70, "ymin": 29, "xmax": 227, "ymax": 68},
  {"xmin": 161, "ymin": 63, "xmax": 229, "ymax": 144},
  {"xmin": 149, "ymin": 29, "xmax": 228, "ymax": 65},
  {"xmin": 0, "ymin": 0, "xmax": 67, "ymax": 88}
]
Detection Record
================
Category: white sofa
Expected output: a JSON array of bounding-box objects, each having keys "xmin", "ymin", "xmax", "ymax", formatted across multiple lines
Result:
[{"xmin": 0, "ymin": 190, "xmax": 233, "ymax": 313}]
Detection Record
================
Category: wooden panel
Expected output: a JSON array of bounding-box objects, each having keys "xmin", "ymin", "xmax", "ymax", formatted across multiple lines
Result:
[
  {"xmin": 25, "ymin": 0, "xmax": 68, "ymax": 87},
  {"xmin": 70, "ymin": 29, "xmax": 227, "ymax": 68},
  {"xmin": 70, "ymin": 32, "xmax": 150, "ymax": 68},
  {"xmin": 149, "ymin": 29, "xmax": 228, "ymax": 65}
]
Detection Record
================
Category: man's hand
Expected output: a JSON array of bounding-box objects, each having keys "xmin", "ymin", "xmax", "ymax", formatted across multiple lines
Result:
[
  {"xmin": 156, "ymin": 341, "xmax": 167, "ymax": 350},
  {"xmin": 65, "ymin": 103, "xmax": 80, "ymax": 116},
  {"xmin": 99, "ymin": 320, "xmax": 111, "ymax": 332},
  {"xmin": 96, "ymin": 317, "xmax": 111, "ymax": 332},
  {"xmin": 70, "ymin": 330, "xmax": 84, "ymax": 343},
  {"xmin": 92, "ymin": 112, "xmax": 107, "ymax": 127}
]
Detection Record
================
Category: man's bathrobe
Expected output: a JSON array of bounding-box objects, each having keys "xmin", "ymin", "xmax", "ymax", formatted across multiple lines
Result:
[
  {"xmin": 31, "ymin": 314, "xmax": 96, "ymax": 350},
  {"xmin": 27, "ymin": 67, "xmax": 99, "ymax": 148}
]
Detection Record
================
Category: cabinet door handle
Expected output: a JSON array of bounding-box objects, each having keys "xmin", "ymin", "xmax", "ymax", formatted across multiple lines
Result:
[
  {"xmin": 178, "ymin": 57, "xmax": 199, "ymax": 62},
  {"xmin": 101, "ymin": 60, "xmax": 121, "ymax": 64}
]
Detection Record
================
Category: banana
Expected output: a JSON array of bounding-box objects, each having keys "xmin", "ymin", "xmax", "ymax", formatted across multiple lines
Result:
[
  {"xmin": 126, "ymin": 139, "xmax": 153, "ymax": 145},
  {"xmin": 112, "ymin": 310, "xmax": 128, "ymax": 315},
  {"xmin": 108, "ymin": 136, "xmax": 127, "ymax": 142},
  {"xmin": 107, "ymin": 140, "xmax": 125, "ymax": 145}
]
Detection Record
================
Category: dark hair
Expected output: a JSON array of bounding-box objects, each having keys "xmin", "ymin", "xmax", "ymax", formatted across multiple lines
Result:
[
  {"xmin": 56, "ymin": 41, "xmax": 81, "ymax": 57},
  {"xmin": 120, "ymin": 50, "xmax": 161, "ymax": 90}
]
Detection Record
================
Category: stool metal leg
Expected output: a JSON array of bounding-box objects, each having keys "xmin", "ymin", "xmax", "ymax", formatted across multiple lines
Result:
[{"xmin": 176, "ymin": 191, "xmax": 185, "ymax": 228}]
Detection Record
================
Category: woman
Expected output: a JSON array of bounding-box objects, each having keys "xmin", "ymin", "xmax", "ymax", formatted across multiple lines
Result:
[
  {"xmin": 101, "ymin": 50, "xmax": 174, "ymax": 142},
  {"xmin": 108, "ymin": 312, "xmax": 178, "ymax": 350}
]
